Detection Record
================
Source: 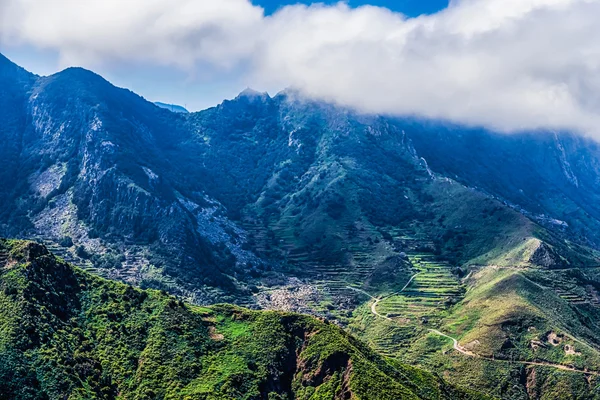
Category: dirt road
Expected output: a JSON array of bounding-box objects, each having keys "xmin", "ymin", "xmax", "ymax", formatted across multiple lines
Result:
[{"xmin": 347, "ymin": 281, "xmax": 600, "ymax": 377}]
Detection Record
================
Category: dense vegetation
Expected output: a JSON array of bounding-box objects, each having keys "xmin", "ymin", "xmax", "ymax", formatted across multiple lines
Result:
[
  {"xmin": 4, "ymin": 53, "xmax": 600, "ymax": 399},
  {"xmin": 0, "ymin": 239, "xmax": 488, "ymax": 400},
  {"xmin": 2, "ymin": 50, "xmax": 599, "ymax": 302}
]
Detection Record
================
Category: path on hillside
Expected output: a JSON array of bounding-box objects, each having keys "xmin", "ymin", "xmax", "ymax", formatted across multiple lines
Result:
[
  {"xmin": 427, "ymin": 329, "xmax": 600, "ymax": 376},
  {"xmin": 345, "ymin": 286, "xmax": 391, "ymax": 320},
  {"xmin": 349, "ymin": 281, "xmax": 600, "ymax": 377},
  {"xmin": 398, "ymin": 273, "xmax": 421, "ymax": 294},
  {"xmin": 428, "ymin": 329, "xmax": 476, "ymax": 356},
  {"xmin": 346, "ymin": 273, "xmax": 420, "ymax": 321}
]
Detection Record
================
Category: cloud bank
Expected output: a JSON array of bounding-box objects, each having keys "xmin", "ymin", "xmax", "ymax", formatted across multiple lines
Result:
[{"xmin": 2, "ymin": 0, "xmax": 600, "ymax": 134}]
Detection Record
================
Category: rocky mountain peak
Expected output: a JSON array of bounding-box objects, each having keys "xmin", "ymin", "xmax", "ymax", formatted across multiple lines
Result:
[{"xmin": 235, "ymin": 87, "xmax": 271, "ymax": 102}]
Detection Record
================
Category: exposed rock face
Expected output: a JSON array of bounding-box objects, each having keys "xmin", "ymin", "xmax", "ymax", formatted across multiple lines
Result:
[
  {"xmin": 530, "ymin": 242, "xmax": 565, "ymax": 269},
  {"xmin": 2, "ymin": 53, "xmax": 600, "ymax": 303},
  {"xmin": 0, "ymin": 62, "xmax": 250, "ymax": 301}
]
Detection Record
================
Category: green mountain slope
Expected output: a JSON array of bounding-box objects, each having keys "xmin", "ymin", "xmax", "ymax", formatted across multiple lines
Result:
[
  {"xmin": 1, "ymin": 52, "xmax": 598, "ymax": 304},
  {"xmin": 0, "ymin": 239, "xmax": 489, "ymax": 400},
  {"xmin": 350, "ymin": 263, "xmax": 600, "ymax": 399},
  {"xmin": 407, "ymin": 122, "xmax": 600, "ymax": 249},
  {"xmin": 5, "ymin": 54, "xmax": 600, "ymax": 399}
]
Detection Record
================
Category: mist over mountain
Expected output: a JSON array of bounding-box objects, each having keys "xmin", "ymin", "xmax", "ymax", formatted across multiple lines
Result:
[
  {"xmin": 3, "ymin": 53, "xmax": 600, "ymax": 398},
  {"xmin": 4, "ymin": 0, "xmax": 600, "ymax": 134}
]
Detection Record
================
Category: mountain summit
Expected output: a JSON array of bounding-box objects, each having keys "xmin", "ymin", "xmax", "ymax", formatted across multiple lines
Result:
[{"xmin": 2, "ymin": 58, "xmax": 600, "ymax": 398}]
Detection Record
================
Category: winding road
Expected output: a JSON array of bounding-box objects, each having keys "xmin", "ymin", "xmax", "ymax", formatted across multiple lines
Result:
[
  {"xmin": 346, "ymin": 273, "xmax": 421, "ymax": 321},
  {"xmin": 427, "ymin": 329, "xmax": 599, "ymax": 376},
  {"xmin": 427, "ymin": 329, "xmax": 476, "ymax": 356},
  {"xmin": 345, "ymin": 286, "xmax": 391, "ymax": 320},
  {"xmin": 347, "ymin": 279, "xmax": 600, "ymax": 377}
]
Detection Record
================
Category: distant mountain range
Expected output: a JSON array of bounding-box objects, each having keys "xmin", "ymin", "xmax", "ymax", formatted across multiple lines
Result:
[
  {"xmin": 154, "ymin": 101, "xmax": 189, "ymax": 113},
  {"xmin": 3, "ymin": 52, "xmax": 600, "ymax": 398}
]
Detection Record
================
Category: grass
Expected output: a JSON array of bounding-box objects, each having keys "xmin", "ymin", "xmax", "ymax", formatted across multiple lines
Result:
[
  {"xmin": 0, "ymin": 239, "xmax": 490, "ymax": 400},
  {"xmin": 349, "ymin": 239, "xmax": 600, "ymax": 400}
]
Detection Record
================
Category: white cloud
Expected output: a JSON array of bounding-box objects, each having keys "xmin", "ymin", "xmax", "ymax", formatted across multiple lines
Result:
[
  {"xmin": 2, "ymin": 0, "xmax": 600, "ymax": 135},
  {"xmin": 0, "ymin": 0, "xmax": 262, "ymax": 69}
]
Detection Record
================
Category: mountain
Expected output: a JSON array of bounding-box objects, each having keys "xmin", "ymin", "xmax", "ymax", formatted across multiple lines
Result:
[
  {"xmin": 154, "ymin": 101, "xmax": 189, "ymax": 113},
  {"xmin": 187, "ymin": 91, "xmax": 599, "ymax": 270},
  {"xmin": 0, "ymin": 56, "xmax": 266, "ymax": 304},
  {"xmin": 406, "ymin": 122, "xmax": 600, "ymax": 248},
  {"xmin": 3, "ymin": 54, "xmax": 600, "ymax": 398},
  {"xmin": 0, "ymin": 239, "xmax": 488, "ymax": 400},
  {"xmin": 184, "ymin": 90, "xmax": 600, "ymax": 398}
]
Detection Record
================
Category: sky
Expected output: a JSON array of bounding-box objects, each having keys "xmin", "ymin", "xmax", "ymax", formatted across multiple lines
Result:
[
  {"xmin": 0, "ymin": 0, "xmax": 448, "ymax": 112},
  {"xmin": 1, "ymin": 0, "xmax": 600, "ymax": 136},
  {"xmin": 257, "ymin": 0, "xmax": 449, "ymax": 16}
]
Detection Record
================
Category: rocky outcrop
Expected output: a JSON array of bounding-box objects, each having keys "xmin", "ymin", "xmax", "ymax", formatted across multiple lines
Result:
[{"xmin": 529, "ymin": 242, "xmax": 566, "ymax": 269}]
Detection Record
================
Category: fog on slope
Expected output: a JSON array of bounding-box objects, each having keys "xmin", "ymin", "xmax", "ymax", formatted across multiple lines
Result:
[
  {"xmin": 5, "ymin": 51, "xmax": 600, "ymax": 399},
  {"xmin": 2, "ymin": 0, "xmax": 600, "ymax": 135}
]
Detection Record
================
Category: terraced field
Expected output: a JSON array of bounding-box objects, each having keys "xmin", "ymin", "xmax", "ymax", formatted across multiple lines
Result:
[
  {"xmin": 27, "ymin": 235, "xmax": 152, "ymax": 285},
  {"xmin": 554, "ymin": 281, "xmax": 600, "ymax": 307},
  {"xmin": 345, "ymin": 227, "xmax": 467, "ymax": 357},
  {"xmin": 556, "ymin": 288, "xmax": 588, "ymax": 305},
  {"xmin": 377, "ymin": 255, "xmax": 463, "ymax": 324},
  {"xmin": 30, "ymin": 235, "xmax": 98, "ymax": 272},
  {"xmin": 525, "ymin": 268, "xmax": 600, "ymax": 308},
  {"xmin": 243, "ymin": 216, "xmax": 470, "ymax": 342},
  {"xmin": 243, "ymin": 217, "xmax": 402, "ymax": 318},
  {"xmin": 366, "ymin": 323, "xmax": 418, "ymax": 357},
  {"xmin": 357, "ymin": 257, "xmax": 462, "ymax": 356}
]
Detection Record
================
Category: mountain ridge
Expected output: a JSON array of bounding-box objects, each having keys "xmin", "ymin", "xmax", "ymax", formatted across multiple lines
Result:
[
  {"xmin": 0, "ymin": 238, "xmax": 490, "ymax": 400},
  {"xmin": 154, "ymin": 101, "xmax": 189, "ymax": 113},
  {"xmin": 4, "ymin": 54, "xmax": 600, "ymax": 398}
]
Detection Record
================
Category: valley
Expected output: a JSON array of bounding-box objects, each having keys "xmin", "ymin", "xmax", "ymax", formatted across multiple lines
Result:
[
  {"xmin": 249, "ymin": 220, "xmax": 600, "ymax": 398},
  {"xmin": 0, "ymin": 239, "xmax": 492, "ymax": 399},
  {"xmin": 3, "ymin": 52, "xmax": 600, "ymax": 398}
]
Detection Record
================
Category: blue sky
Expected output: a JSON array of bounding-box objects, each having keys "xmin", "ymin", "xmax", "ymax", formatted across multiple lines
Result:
[
  {"xmin": 1, "ymin": 0, "xmax": 449, "ymax": 111},
  {"xmin": 2, "ymin": 0, "xmax": 598, "ymax": 136},
  {"xmin": 257, "ymin": 0, "xmax": 448, "ymax": 17}
]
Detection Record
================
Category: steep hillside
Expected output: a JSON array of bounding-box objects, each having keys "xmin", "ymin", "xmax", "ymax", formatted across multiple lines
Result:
[
  {"xmin": 2, "ymin": 53, "xmax": 598, "ymax": 305},
  {"xmin": 350, "ymin": 262, "xmax": 600, "ymax": 399},
  {"xmin": 0, "ymin": 53, "xmax": 36, "ymax": 229},
  {"xmin": 5, "ymin": 54, "xmax": 600, "ymax": 398},
  {"xmin": 0, "ymin": 52, "xmax": 575, "ymax": 309},
  {"xmin": 0, "ymin": 55, "xmax": 269, "ymax": 304},
  {"xmin": 406, "ymin": 122, "xmax": 600, "ymax": 249},
  {"xmin": 188, "ymin": 90, "xmax": 594, "ymax": 270},
  {"xmin": 0, "ymin": 239, "xmax": 488, "ymax": 400}
]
